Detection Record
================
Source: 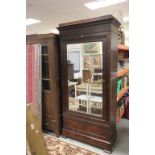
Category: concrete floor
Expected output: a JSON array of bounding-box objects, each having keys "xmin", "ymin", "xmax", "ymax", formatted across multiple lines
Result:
[
  {"xmin": 47, "ymin": 118, "xmax": 129, "ymax": 155},
  {"xmin": 112, "ymin": 118, "xmax": 129, "ymax": 155}
]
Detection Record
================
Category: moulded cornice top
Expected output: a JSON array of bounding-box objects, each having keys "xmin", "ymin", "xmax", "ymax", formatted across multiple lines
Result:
[
  {"xmin": 26, "ymin": 33, "xmax": 57, "ymax": 40},
  {"xmin": 58, "ymin": 15, "xmax": 121, "ymax": 30}
]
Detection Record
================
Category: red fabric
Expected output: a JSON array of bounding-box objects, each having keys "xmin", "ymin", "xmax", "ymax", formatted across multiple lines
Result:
[
  {"xmin": 26, "ymin": 45, "xmax": 35, "ymax": 104},
  {"xmin": 26, "ymin": 44, "xmax": 42, "ymax": 120}
]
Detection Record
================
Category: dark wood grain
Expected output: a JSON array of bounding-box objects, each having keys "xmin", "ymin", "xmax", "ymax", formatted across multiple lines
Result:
[
  {"xmin": 58, "ymin": 15, "xmax": 120, "ymax": 152},
  {"xmin": 59, "ymin": 15, "xmax": 120, "ymax": 28},
  {"xmin": 26, "ymin": 33, "xmax": 61, "ymax": 137}
]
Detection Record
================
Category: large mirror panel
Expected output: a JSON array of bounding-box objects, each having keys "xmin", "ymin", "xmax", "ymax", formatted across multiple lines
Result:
[{"xmin": 67, "ymin": 42, "xmax": 104, "ymax": 117}]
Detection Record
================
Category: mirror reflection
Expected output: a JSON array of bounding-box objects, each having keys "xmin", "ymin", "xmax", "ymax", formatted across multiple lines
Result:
[{"xmin": 67, "ymin": 42, "xmax": 103, "ymax": 117}]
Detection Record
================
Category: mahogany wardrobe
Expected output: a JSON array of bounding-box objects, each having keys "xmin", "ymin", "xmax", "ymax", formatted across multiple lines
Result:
[{"xmin": 58, "ymin": 15, "xmax": 121, "ymax": 152}]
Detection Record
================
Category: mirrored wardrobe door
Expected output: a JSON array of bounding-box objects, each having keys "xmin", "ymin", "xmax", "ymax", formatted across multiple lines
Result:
[{"xmin": 67, "ymin": 41, "xmax": 104, "ymax": 117}]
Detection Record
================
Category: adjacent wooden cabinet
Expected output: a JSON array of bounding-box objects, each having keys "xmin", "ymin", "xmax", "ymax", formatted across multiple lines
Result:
[
  {"xmin": 26, "ymin": 33, "xmax": 61, "ymax": 137},
  {"xmin": 58, "ymin": 15, "xmax": 121, "ymax": 152}
]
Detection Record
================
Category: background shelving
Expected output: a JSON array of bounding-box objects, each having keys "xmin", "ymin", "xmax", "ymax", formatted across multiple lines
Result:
[
  {"xmin": 117, "ymin": 68, "xmax": 129, "ymax": 77},
  {"xmin": 117, "ymin": 86, "xmax": 129, "ymax": 101},
  {"xmin": 118, "ymin": 44, "xmax": 129, "ymax": 52},
  {"xmin": 116, "ymin": 44, "xmax": 129, "ymax": 123}
]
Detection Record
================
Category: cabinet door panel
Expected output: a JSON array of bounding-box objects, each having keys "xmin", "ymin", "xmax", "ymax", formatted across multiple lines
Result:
[{"xmin": 66, "ymin": 41, "xmax": 105, "ymax": 118}]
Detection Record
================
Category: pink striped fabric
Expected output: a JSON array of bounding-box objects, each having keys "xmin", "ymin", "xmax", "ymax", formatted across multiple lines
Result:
[{"xmin": 26, "ymin": 44, "xmax": 42, "ymax": 120}]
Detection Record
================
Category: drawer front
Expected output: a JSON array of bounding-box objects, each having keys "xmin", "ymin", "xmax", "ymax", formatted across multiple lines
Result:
[{"xmin": 42, "ymin": 117, "xmax": 55, "ymax": 131}]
